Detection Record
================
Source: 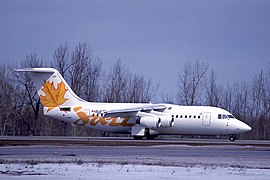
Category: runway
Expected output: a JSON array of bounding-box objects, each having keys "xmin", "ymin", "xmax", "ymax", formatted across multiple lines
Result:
[
  {"xmin": 1, "ymin": 136, "xmax": 270, "ymax": 147},
  {"xmin": 0, "ymin": 136, "xmax": 270, "ymax": 169}
]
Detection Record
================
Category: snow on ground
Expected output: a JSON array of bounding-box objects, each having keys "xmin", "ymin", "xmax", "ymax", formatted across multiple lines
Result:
[{"xmin": 1, "ymin": 163, "xmax": 270, "ymax": 180}]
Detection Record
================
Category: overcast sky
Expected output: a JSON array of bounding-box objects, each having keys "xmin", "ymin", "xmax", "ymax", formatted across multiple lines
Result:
[{"xmin": 1, "ymin": 0, "xmax": 270, "ymax": 96}]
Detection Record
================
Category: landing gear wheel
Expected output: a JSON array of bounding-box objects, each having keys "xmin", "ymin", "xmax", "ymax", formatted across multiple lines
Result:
[
  {"xmin": 145, "ymin": 128, "xmax": 156, "ymax": 140},
  {"xmin": 133, "ymin": 136, "xmax": 143, "ymax": 140},
  {"xmin": 229, "ymin": 134, "xmax": 236, "ymax": 141}
]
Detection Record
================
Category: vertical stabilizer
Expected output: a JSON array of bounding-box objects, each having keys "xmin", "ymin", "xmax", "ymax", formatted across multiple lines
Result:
[{"xmin": 14, "ymin": 68, "xmax": 83, "ymax": 111}]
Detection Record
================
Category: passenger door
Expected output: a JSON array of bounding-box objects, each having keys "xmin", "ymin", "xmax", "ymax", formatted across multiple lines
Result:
[{"xmin": 202, "ymin": 112, "xmax": 211, "ymax": 126}]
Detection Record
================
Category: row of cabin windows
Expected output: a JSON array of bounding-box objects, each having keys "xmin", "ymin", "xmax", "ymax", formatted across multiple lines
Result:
[{"xmin": 172, "ymin": 115, "xmax": 201, "ymax": 119}]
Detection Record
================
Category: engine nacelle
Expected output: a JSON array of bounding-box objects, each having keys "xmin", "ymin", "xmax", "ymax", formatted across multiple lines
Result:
[
  {"xmin": 140, "ymin": 116, "xmax": 161, "ymax": 129},
  {"xmin": 160, "ymin": 116, "xmax": 174, "ymax": 127},
  {"xmin": 139, "ymin": 116, "xmax": 174, "ymax": 129}
]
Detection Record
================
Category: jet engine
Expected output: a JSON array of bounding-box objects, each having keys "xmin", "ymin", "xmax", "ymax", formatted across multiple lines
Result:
[
  {"xmin": 159, "ymin": 116, "xmax": 174, "ymax": 127},
  {"xmin": 139, "ymin": 116, "xmax": 161, "ymax": 129},
  {"xmin": 139, "ymin": 116, "xmax": 174, "ymax": 129}
]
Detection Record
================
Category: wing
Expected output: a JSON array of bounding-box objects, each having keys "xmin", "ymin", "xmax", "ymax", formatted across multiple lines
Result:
[
  {"xmin": 101, "ymin": 104, "xmax": 167, "ymax": 117},
  {"xmin": 101, "ymin": 104, "xmax": 173, "ymax": 129}
]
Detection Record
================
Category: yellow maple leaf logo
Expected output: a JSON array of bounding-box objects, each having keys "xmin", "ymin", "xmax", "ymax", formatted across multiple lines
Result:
[{"xmin": 40, "ymin": 81, "xmax": 68, "ymax": 111}]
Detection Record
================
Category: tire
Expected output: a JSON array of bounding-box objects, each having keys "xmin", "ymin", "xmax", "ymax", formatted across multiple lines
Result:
[{"xmin": 229, "ymin": 135, "xmax": 236, "ymax": 141}]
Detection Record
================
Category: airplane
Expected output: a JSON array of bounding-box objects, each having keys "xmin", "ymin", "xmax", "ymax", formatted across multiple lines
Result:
[{"xmin": 14, "ymin": 68, "xmax": 251, "ymax": 141}]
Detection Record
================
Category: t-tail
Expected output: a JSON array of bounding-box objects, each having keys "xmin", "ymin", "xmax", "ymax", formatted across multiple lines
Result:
[{"xmin": 14, "ymin": 68, "xmax": 84, "ymax": 112}]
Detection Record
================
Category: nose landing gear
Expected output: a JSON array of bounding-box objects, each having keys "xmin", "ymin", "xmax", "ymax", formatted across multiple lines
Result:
[{"xmin": 229, "ymin": 134, "xmax": 236, "ymax": 141}]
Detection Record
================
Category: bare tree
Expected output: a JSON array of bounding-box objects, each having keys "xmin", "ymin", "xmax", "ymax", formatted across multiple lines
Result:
[
  {"xmin": 249, "ymin": 71, "xmax": 270, "ymax": 139},
  {"xmin": 161, "ymin": 91, "xmax": 175, "ymax": 104},
  {"xmin": 52, "ymin": 43, "xmax": 69, "ymax": 78},
  {"xmin": 13, "ymin": 55, "xmax": 44, "ymax": 135},
  {"xmin": 204, "ymin": 69, "xmax": 222, "ymax": 107},
  {"xmin": 82, "ymin": 58, "xmax": 102, "ymax": 102},
  {"xmin": 102, "ymin": 60, "xmax": 158, "ymax": 103},
  {"xmin": 0, "ymin": 64, "xmax": 16, "ymax": 135},
  {"xmin": 102, "ymin": 60, "xmax": 129, "ymax": 103},
  {"xmin": 68, "ymin": 43, "xmax": 90, "ymax": 96},
  {"xmin": 250, "ymin": 72, "xmax": 263, "ymax": 116},
  {"xmin": 126, "ymin": 74, "xmax": 158, "ymax": 103},
  {"xmin": 177, "ymin": 60, "xmax": 209, "ymax": 105},
  {"xmin": 221, "ymin": 82, "xmax": 250, "ymax": 118}
]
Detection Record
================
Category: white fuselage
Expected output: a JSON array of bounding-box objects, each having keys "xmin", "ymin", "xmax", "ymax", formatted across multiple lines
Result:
[{"xmin": 45, "ymin": 102, "xmax": 251, "ymax": 136}]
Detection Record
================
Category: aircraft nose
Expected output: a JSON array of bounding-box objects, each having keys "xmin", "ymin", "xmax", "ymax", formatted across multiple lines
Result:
[
  {"xmin": 239, "ymin": 121, "xmax": 252, "ymax": 132},
  {"xmin": 244, "ymin": 124, "xmax": 252, "ymax": 131}
]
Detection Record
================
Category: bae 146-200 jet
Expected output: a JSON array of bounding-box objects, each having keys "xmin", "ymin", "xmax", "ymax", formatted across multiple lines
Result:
[{"xmin": 15, "ymin": 68, "xmax": 251, "ymax": 141}]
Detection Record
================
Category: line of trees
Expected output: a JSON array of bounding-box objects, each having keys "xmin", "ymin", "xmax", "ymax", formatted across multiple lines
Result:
[{"xmin": 0, "ymin": 42, "xmax": 269, "ymax": 139}]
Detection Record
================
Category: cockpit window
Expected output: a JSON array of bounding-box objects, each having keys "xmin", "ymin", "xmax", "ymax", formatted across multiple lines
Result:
[
  {"xmin": 218, "ymin": 114, "xmax": 229, "ymax": 119},
  {"xmin": 227, "ymin": 115, "xmax": 235, "ymax": 119},
  {"xmin": 218, "ymin": 114, "xmax": 236, "ymax": 119},
  {"xmin": 222, "ymin": 114, "xmax": 228, "ymax": 119}
]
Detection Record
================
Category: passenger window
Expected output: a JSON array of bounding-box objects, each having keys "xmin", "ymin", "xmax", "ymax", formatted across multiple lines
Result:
[
  {"xmin": 198, "ymin": 116, "xmax": 200, "ymax": 119},
  {"xmin": 218, "ymin": 114, "xmax": 222, "ymax": 119},
  {"xmin": 172, "ymin": 115, "xmax": 174, "ymax": 118},
  {"xmin": 180, "ymin": 115, "xmax": 183, "ymax": 118},
  {"xmin": 176, "ymin": 115, "xmax": 178, "ymax": 118},
  {"xmin": 189, "ymin": 115, "xmax": 192, "ymax": 118},
  {"xmin": 194, "ymin": 115, "xmax": 196, "ymax": 118},
  {"xmin": 185, "ymin": 115, "xmax": 187, "ymax": 118}
]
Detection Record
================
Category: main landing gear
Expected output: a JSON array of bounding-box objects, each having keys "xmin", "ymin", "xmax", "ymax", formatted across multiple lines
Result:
[
  {"xmin": 229, "ymin": 134, "xmax": 236, "ymax": 141},
  {"xmin": 133, "ymin": 128, "xmax": 157, "ymax": 140},
  {"xmin": 132, "ymin": 135, "xmax": 156, "ymax": 140}
]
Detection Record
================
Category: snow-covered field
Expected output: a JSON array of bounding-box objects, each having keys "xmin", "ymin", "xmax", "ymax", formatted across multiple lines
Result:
[{"xmin": 1, "ymin": 162, "xmax": 270, "ymax": 180}]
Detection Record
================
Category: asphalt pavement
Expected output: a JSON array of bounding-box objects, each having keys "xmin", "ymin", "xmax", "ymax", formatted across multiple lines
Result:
[{"xmin": 0, "ymin": 136, "xmax": 270, "ymax": 169}]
